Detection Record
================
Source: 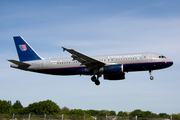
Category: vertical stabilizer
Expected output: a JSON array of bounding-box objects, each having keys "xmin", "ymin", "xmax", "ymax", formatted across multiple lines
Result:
[{"xmin": 13, "ymin": 36, "xmax": 42, "ymax": 62}]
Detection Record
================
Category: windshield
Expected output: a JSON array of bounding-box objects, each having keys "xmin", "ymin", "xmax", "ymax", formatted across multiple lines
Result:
[{"xmin": 159, "ymin": 56, "xmax": 166, "ymax": 58}]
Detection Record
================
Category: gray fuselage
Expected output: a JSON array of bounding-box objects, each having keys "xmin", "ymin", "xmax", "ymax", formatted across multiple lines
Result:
[{"xmin": 11, "ymin": 52, "xmax": 173, "ymax": 76}]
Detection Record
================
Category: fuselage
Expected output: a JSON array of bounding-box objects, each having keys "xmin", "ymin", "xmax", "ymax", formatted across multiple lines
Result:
[{"xmin": 11, "ymin": 52, "xmax": 173, "ymax": 76}]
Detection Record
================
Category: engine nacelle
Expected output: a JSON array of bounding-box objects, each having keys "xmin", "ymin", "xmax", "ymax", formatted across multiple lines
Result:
[
  {"xmin": 104, "ymin": 73, "xmax": 125, "ymax": 80},
  {"xmin": 99, "ymin": 64, "xmax": 123, "ymax": 74}
]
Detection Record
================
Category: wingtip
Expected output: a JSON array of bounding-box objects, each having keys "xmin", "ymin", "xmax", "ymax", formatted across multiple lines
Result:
[{"xmin": 62, "ymin": 47, "xmax": 67, "ymax": 52}]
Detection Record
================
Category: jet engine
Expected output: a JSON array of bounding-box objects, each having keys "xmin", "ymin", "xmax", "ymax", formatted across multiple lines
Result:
[
  {"xmin": 99, "ymin": 64, "xmax": 125, "ymax": 80},
  {"xmin": 99, "ymin": 64, "xmax": 123, "ymax": 74}
]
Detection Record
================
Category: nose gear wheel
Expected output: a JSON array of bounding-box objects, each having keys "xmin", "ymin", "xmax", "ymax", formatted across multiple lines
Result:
[{"xmin": 149, "ymin": 70, "xmax": 154, "ymax": 80}]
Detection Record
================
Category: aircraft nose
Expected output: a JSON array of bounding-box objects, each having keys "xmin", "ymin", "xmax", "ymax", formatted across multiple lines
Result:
[
  {"xmin": 166, "ymin": 61, "xmax": 173, "ymax": 67},
  {"xmin": 170, "ymin": 61, "xmax": 173, "ymax": 66}
]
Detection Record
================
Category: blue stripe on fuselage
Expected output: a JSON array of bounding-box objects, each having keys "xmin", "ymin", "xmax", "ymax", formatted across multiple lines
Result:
[{"xmin": 31, "ymin": 61, "xmax": 173, "ymax": 75}]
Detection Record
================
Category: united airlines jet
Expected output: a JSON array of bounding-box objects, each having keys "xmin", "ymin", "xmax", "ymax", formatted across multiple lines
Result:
[{"xmin": 8, "ymin": 36, "xmax": 173, "ymax": 86}]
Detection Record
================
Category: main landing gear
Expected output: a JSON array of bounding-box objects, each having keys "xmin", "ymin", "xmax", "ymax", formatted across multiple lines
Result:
[
  {"xmin": 149, "ymin": 70, "xmax": 154, "ymax": 80},
  {"xmin": 91, "ymin": 75, "xmax": 100, "ymax": 86}
]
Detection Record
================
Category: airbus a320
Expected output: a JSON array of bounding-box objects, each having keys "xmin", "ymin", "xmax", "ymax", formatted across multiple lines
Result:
[{"xmin": 8, "ymin": 36, "xmax": 173, "ymax": 86}]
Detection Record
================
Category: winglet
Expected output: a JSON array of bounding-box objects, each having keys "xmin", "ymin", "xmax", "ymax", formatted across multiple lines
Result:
[{"xmin": 62, "ymin": 47, "xmax": 67, "ymax": 52}]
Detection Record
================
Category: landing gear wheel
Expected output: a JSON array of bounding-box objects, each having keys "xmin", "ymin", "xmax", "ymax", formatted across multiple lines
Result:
[
  {"xmin": 149, "ymin": 70, "xmax": 154, "ymax": 80},
  {"xmin": 91, "ymin": 76, "xmax": 96, "ymax": 82},
  {"xmin": 150, "ymin": 76, "xmax": 154, "ymax": 80},
  {"xmin": 95, "ymin": 80, "xmax": 100, "ymax": 86}
]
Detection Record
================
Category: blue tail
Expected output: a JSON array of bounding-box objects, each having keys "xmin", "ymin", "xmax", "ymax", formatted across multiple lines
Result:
[{"xmin": 13, "ymin": 36, "xmax": 42, "ymax": 62}]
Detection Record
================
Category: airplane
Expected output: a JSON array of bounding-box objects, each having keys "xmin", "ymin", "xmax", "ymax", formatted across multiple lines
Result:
[{"xmin": 8, "ymin": 36, "xmax": 173, "ymax": 86}]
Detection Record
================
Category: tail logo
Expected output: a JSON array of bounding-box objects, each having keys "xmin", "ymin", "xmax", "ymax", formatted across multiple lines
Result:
[{"xmin": 19, "ymin": 45, "xmax": 27, "ymax": 51}]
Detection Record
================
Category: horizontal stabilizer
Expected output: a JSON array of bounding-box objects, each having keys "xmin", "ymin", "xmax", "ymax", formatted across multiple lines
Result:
[{"xmin": 8, "ymin": 59, "xmax": 31, "ymax": 66}]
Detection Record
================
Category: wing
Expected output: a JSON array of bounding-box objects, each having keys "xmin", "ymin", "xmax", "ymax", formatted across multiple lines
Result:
[{"xmin": 62, "ymin": 47, "xmax": 105, "ymax": 69}]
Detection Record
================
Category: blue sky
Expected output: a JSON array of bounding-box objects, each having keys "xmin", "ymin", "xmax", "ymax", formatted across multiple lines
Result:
[{"xmin": 1, "ymin": 0, "xmax": 180, "ymax": 115}]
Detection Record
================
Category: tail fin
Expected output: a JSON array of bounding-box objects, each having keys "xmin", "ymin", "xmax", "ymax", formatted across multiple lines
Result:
[{"xmin": 13, "ymin": 36, "xmax": 42, "ymax": 62}]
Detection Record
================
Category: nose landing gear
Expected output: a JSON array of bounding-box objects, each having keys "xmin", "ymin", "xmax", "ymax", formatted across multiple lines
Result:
[
  {"xmin": 149, "ymin": 70, "xmax": 154, "ymax": 80},
  {"xmin": 150, "ymin": 76, "xmax": 154, "ymax": 80}
]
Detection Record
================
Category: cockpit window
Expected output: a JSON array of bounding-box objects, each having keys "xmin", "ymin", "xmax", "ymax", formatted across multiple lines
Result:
[{"xmin": 159, "ymin": 56, "xmax": 166, "ymax": 58}]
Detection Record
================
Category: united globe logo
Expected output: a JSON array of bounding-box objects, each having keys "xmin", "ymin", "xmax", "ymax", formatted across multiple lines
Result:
[{"xmin": 19, "ymin": 45, "xmax": 27, "ymax": 51}]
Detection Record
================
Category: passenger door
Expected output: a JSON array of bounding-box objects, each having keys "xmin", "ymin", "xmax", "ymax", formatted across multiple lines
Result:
[{"xmin": 147, "ymin": 53, "xmax": 153, "ymax": 62}]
